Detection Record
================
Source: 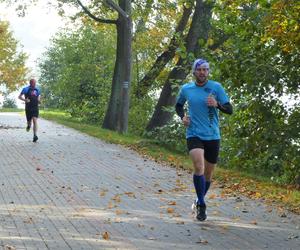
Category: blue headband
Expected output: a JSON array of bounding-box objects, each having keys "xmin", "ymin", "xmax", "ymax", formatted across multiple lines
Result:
[{"xmin": 192, "ymin": 59, "xmax": 209, "ymax": 72}]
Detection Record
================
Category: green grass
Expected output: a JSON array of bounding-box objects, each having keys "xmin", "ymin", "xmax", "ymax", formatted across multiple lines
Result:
[
  {"xmin": 0, "ymin": 108, "xmax": 24, "ymax": 112},
  {"xmin": 40, "ymin": 109, "xmax": 300, "ymax": 214}
]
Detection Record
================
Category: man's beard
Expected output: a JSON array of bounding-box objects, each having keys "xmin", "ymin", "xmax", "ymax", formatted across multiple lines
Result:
[{"xmin": 197, "ymin": 75, "xmax": 207, "ymax": 84}]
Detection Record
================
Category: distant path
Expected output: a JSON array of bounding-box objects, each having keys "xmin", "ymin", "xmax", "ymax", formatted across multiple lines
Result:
[{"xmin": 0, "ymin": 112, "xmax": 299, "ymax": 250}]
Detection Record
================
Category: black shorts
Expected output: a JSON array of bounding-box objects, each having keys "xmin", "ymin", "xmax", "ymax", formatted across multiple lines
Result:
[
  {"xmin": 187, "ymin": 137, "xmax": 220, "ymax": 164},
  {"xmin": 25, "ymin": 108, "xmax": 39, "ymax": 121}
]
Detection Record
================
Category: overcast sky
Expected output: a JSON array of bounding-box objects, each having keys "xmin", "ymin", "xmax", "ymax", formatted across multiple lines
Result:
[{"xmin": 0, "ymin": 2, "xmax": 68, "ymax": 77}]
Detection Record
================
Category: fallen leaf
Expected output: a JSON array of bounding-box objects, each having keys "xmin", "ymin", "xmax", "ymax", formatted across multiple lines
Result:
[
  {"xmin": 168, "ymin": 201, "xmax": 177, "ymax": 206},
  {"xmin": 102, "ymin": 231, "xmax": 109, "ymax": 240},
  {"xmin": 167, "ymin": 208, "xmax": 174, "ymax": 214},
  {"xmin": 115, "ymin": 210, "xmax": 124, "ymax": 215},
  {"xmin": 255, "ymin": 192, "xmax": 262, "ymax": 198},
  {"xmin": 173, "ymin": 213, "xmax": 181, "ymax": 217},
  {"xmin": 250, "ymin": 220, "xmax": 258, "ymax": 225},
  {"xmin": 4, "ymin": 245, "xmax": 16, "ymax": 250},
  {"xmin": 196, "ymin": 239, "xmax": 208, "ymax": 244},
  {"xmin": 114, "ymin": 218, "xmax": 122, "ymax": 223},
  {"xmin": 266, "ymin": 208, "xmax": 273, "ymax": 213},
  {"xmin": 221, "ymin": 225, "xmax": 229, "ymax": 230},
  {"xmin": 124, "ymin": 192, "xmax": 136, "ymax": 198},
  {"xmin": 99, "ymin": 189, "xmax": 108, "ymax": 196},
  {"xmin": 107, "ymin": 202, "xmax": 115, "ymax": 209},
  {"xmin": 23, "ymin": 217, "xmax": 33, "ymax": 224},
  {"xmin": 208, "ymin": 194, "xmax": 217, "ymax": 199},
  {"xmin": 112, "ymin": 195, "xmax": 121, "ymax": 203}
]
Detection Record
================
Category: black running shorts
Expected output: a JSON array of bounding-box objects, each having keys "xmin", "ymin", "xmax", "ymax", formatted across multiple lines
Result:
[
  {"xmin": 187, "ymin": 137, "xmax": 220, "ymax": 164},
  {"xmin": 25, "ymin": 108, "xmax": 39, "ymax": 121}
]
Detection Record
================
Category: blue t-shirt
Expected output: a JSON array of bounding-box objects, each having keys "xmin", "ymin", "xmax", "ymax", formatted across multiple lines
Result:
[
  {"xmin": 176, "ymin": 80, "xmax": 229, "ymax": 140},
  {"xmin": 21, "ymin": 86, "xmax": 40, "ymax": 109}
]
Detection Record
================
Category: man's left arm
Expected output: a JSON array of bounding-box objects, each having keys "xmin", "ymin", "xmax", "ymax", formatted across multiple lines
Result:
[
  {"xmin": 217, "ymin": 102, "xmax": 233, "ymax": 114},
  {"xmin": 37, "ymin": 89, "xmax": 41, "ymax": 104},
  {"xmin": 216, "ymin": 84, "xmax": 233, "ymax": 115}
]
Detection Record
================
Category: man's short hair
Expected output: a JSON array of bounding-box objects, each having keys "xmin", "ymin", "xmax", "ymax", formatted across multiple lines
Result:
[
  {"xmin": 29, "ymin": 79, "xmax": 36, "ymax": 84},
  {"xmin": 192, "ymin": 59, "xmax": 209, "ymax": 73}
]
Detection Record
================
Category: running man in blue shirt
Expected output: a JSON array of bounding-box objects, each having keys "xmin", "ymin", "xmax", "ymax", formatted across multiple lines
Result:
[
  {"xmin": 18, "ymin": 79, "xmax": 41, "ymax": 142},
  {"xmin": 175, "ymin": 59, "xmax": 233, "ymax": 221}
]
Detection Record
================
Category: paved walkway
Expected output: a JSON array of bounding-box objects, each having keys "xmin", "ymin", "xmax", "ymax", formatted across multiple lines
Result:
[{"xmin": 0, "ymin": 112, "xmax": 299, "ymax": 250}]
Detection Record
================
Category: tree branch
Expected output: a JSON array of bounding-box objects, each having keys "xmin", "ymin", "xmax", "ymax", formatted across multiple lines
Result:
[
  {"xmin": 105, "ymin": 0, "xmax": 129, "ymax": 19},
  {"xmin": 208, "ymin": 33, "xmax": 230, "ymax": 50},
  {"xmin": 135, "ymin": 4, "xmax": 193, "ymax": 98},
  {"xmin": 76, "ymin": 0, "xmax": 117, "ymax": 24}
]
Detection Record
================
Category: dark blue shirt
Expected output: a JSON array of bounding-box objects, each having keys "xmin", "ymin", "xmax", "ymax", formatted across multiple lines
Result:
[{"xmin": 21, "ymin": 86, "xmax": 40, "ymax": 109}]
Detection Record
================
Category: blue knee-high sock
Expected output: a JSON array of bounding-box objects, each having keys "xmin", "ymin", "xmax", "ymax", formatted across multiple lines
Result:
[
  {"xmin": 193, "ymin": 174, "xmax": 206, "ymax": 206},
  {"xmin": 205, "ymin": 181, "xmax": 211, "ymax": 195}
]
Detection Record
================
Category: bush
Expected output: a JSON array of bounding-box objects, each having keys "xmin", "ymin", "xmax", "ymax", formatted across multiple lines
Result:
[
  {"xmin": 2, "ymin": 97, "xmax": 17, "ymax": 108},
  {"xmin": 144, "ymin": 121, "xmax": 187, "ymax": 153}
]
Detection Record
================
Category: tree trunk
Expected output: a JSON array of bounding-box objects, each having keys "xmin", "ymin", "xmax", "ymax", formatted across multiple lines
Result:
[
  {"xmin": 102, "ymin": 22, "xmax": 123, "ymax": 131},
  {"xmin": 146, "ymin": 0, "xmax": 214, "ymax": 131},
  {"xmin": 118, "ymin": 0, "xmax": 132, "ymax": 133},
  {"xmin": 102, "ymin": 0, "xmax": 132, "ymax": 133}
]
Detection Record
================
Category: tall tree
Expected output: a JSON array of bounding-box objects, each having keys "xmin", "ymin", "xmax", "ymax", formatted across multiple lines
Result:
[
  {"xmin": 74, "ymin": 0, "xmax": 132, "ymax": 133},
  {"xmin": 0, "ymin": 20, "xmax": 27, "ymax": 92},
  {"xmin": 38, "ymin": 24, "xmax": 115, "ymax": 122}
]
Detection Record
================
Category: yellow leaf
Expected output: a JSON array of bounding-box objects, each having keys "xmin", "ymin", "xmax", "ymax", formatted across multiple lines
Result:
[{"xmin": 255, "ymin": 192, "xmax": 262, "ymax": 198}]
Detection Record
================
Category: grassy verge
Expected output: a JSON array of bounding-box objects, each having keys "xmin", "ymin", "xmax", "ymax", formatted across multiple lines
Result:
[
  {"xmin": 0, "ymin": 108, "xmax": 24, "ymax": 112},
  {"xmin": 40, "ymin": 110, "xmax": 300, "ymax": 214}
]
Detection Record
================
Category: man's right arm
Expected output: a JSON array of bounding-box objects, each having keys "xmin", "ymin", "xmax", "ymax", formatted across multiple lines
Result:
[
  {"xmin": 18, "ymin": 93, "xmax": 25, "ymax": 102},
  {"xmin": 175, "ymin": 103, "xmax": 185, "ymax": 120},
  {"xmin": 18, "ymin": 88, "xmax": 28, "ymax": 102}
]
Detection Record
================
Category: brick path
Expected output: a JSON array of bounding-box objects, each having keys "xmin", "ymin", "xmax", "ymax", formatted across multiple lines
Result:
[{"xmin": 0, "ymin": 112, "xmax": 299, "ymax": 250}]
